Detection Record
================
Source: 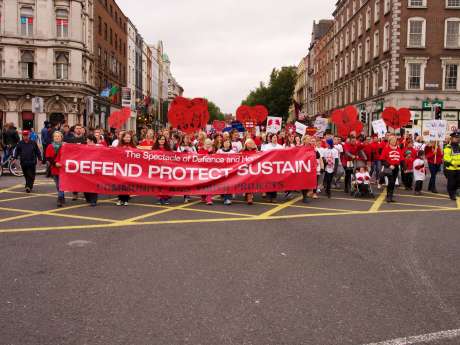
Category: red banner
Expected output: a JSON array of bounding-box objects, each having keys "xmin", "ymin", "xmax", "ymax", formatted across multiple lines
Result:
[{"xmin": 59, "ymin": 144, "xmax": 317, "ymax": 196}]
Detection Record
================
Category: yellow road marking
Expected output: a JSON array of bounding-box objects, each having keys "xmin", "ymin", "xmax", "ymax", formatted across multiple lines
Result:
[
  {"xmin": 122, "ymin": 200, "xmax": 201, "ymax": 223},
  {"xmin": 331, "ymin": 196, "xmax": 374, "ymax": 203},
  {"xmin": 0, "ymin": 207, "xmax": 458, "ymax": 235},
  {"xmin": 258, "ymin": 196, "xmax": 303, "ymax": 219},
  {"xmin": 369, "ymin": 189, "xmax": 387, "ymax": 212},
  {"xmin": 289, "ymin": 204, "xmax": 351, "ymax": 213},
  {"xmin": 394, "ymin": 193, "xmax": 450, "ymax": 201},
  {"xmin": 0, "ymin": 194, "xmax": 42, "ymax": 203},
  {"xmin": 0, "ymin": 184, "xmax": 23, "ymax": 194},
  {"xmin": 457, "ymin": 197, "xmax": 460, "ymax": 210},
  {"xmin": 386, "ymin": 201, "xmax": 450, "ymax": 209}
]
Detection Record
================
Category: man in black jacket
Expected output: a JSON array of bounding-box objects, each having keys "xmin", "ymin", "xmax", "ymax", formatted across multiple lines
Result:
[{"xmin": 14, "ymin": 130, "xmax": 42, "ymax": 192}]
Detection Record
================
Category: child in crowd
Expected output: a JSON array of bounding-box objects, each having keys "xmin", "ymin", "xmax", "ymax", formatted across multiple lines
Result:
[
  {"xmin": 413, "ymin": 151, "xmax": 426, "ymax": 195},
  {"xmin": 217, "ymin": 138, "xmax": 235, "ymax": 205},
  {"xmin": 402, "ymin": 147, "xmax": 415, "ymax": 190},
  {"xmin": 355, "ymin": 166, "xmax": 371, "ymax": 196}
]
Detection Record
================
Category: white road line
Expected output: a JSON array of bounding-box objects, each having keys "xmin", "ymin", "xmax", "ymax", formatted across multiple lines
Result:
[{"xmin": 361, "ymin": 328, "xmax": 460, "ymax": 345}]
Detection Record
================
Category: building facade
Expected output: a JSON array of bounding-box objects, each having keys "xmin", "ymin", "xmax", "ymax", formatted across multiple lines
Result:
[
  {"xmin": 307, "ymin": 0, "xmax": 460, "ymax": 135},
  {"xmin": 0, "ymin": 0, "xmax": 96, "ymax": 131},
  {"xmin": 93, "ymin": 0, "xmax": 127, "ymax": 129}
]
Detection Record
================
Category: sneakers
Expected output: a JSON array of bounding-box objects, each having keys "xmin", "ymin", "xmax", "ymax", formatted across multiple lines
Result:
[
  {"xmin": 57, "ymin": 197, "xmax": 64, "ymax": 208},
  {"xmin": 302, "ymin": 196, "xmax": 309, "ymax": 203},
  {"xmin": 247, "ymin": 194, "xmax": 254, "ymax": 205},
  {"xmin": 25, "ymin": 187, "xmax": 31, "ymax": 193},
  {"xmin": 123, "ymin": 201, "xmax": 128, "ymax": 206},
  {"xmin": 116, "ymin": 200, "xmax": 123, "ymax": 206},
  {"xmin": 224, "ymin": 199, "xmax": 232, "ymax": 205},
  {"xmin": 90, "ymin": 202, "xmax": 97, "ymax": 207},
  {"xmin": 184, "ymin": 197, "xmax": 191, "ymax": 203}
]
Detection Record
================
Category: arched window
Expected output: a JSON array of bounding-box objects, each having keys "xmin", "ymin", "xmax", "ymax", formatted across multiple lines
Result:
[
  {"xmin": 56, "ymin": 9, "xmax": 69, "ymax": 38},
  {"xmin": 21, "ymin": 50, "xmax": 34, "ymax": 79},
  {"xmin": 55, "ymin": 52, "xmax": 69, "ymax": 80},
  {"xmin": 20, "ymin": 7, "xmax": 34, "ymax": 36}
]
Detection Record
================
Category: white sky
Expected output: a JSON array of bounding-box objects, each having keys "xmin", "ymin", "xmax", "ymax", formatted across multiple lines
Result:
[{"xmin": 118, "ymin": 0, "xmax": 334, "ymax": 113}]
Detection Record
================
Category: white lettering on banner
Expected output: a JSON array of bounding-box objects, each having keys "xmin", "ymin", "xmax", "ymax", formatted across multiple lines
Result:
[{"xmin": 65, "ymin": 160, "xmax": 143, "ymax": 178}]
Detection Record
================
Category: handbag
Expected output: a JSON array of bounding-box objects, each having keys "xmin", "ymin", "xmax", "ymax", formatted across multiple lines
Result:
[{"xmin": 381, "ymin": 166, "xmax": 393, "ymax": 176}]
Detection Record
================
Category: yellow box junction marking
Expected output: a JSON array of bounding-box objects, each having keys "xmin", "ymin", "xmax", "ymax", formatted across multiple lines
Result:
[{"xmin": 369, "ymin": 189, "xmax": 387, "ymax": 212}]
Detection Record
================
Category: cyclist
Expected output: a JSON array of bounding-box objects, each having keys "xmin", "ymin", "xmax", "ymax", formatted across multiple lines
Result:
[{"xmin": 1, "ymin": 123, "xmax": 20, "ymax": 164}]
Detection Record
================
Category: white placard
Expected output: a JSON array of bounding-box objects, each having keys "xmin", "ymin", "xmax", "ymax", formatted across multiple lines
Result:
[
  {"xmin": 255, "ymin": 126, "xmax": 261, "ymax": 137},
  {"xmin": 423, "ymin": 120, "xmax": 447, "ymax": 142},
  {"xmin": 266, "ymin": 116, "xmax": 282, "ymax": 134},
  {"xmin": 314, "ymin": 117, "xmax": 328, "ymax": 137},
  {"xmin": 295, "ymin": 121, "xmax": 307, "ymax": 136},
  {"xmin": 372, "ymin": 119, "xmax": 387, "ymax": 138},
  {"xmin": 32, "ymin": 97, "xmax": 44, "ymax": 114}
]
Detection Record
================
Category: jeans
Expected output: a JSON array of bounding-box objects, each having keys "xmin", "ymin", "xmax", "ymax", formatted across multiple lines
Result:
[
  {"xmin": 371, "ymin": 160, "xmax": 381, "ymax": 181},
  {"xmin": 414, "ymin": 180, "xmax": 423, "ymax": 192},
  {"xmin": 428, "ymin": 164, "xmax": 441, "ymax": 191},
  {"xmin": 53, "ymin": 175, "xmax": 65, "ymax": 199}
]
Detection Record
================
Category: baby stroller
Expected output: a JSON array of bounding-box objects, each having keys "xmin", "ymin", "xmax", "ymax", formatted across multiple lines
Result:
[{"xmin": 350, "ymin": 162, "xmax": 375, "ymax": 198}]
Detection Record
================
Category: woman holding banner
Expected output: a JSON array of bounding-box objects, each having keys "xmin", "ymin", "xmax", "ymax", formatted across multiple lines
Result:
[
  {"xmin": 116, "ymin": 132, "xmax": 136, "ymax": 206},
  {"xmin": 262, "ymin": 134, "xmax": 283, "ymax": 202},
  {"xmin": 45, "ymin": 131, "xmax": 65, "ymax": 207}
]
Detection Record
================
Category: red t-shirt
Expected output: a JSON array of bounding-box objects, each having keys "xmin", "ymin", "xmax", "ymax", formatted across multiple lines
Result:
[
  {"xmin": 381, "ymin": 145, "xmax": 403, "ymax": 165},
  {"xmin": 362, "ymin": 143, "xmax": 373, "ymax": 162},
  {"xmin": 425, "ymin": 146, "xmax": 443, "ymax": 165}
]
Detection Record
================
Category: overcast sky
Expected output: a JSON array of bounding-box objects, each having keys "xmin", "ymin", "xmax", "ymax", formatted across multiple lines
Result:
[{"xmin": 118, "ymin": 0, "xmax": 334, "ymax": 113}]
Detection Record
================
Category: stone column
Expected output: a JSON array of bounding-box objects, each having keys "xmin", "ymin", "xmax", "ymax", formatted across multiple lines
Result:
[{"xmin": 35, "ymin": 112, "xmax": 47, "ymax": 131}]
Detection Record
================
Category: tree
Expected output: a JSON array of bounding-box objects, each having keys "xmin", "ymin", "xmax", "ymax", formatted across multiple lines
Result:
[
  {"xmin": 207, "ymin": 100, "xmax": 225, "ymax": 122},
  {"xmin": 242, "ymin": 66, "xmax": 297, "ymax": 122}
]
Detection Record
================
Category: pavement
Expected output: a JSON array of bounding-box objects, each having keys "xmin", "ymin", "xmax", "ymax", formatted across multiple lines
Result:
[{"xmin": 0, "ymin": 175, "xmax": 459, "ymax": 345}]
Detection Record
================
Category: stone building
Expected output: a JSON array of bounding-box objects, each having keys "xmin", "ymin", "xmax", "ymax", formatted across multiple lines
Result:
[
  {"xmin": 0, "ymin": 0, "xmax": 95, "ymax": 131},
  {"xmin": 306, "ymin": 0, "xmax": 460, "ymax": 135}
]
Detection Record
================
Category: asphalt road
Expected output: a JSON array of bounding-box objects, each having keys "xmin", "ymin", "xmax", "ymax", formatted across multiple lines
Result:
[{"xmin": 0, "ymin": 175, "xmax": 459, "ymax": 345}]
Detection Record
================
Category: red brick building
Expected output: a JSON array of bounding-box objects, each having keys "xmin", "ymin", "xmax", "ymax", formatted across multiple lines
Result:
[
  {"xmin": 93, "ymin": 0, "xmax": 127, "ymax": 128},
  {"xmin": 308, "ymin": 0, "xmax": 460, "ymax": 135}
]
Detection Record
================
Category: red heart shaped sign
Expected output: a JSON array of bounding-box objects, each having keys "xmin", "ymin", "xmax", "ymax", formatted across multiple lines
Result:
[
  {"xmin": 108, "ymin": 107, "xmax": 131, "ymax": 129},
  {"xmin": 168, "ymin": 97, "xmax": 210, "ymax": 134},
  {"xmin": 331, "ymin": 106, "xmax": 362, "ymax": 137},
  {"xmin": 212, "ymin": 120, "xmax": 226, "ymax": 132},
  {"xmin": 381, "ymin": 107, "xmax": 411, "ymax": 129},
  {"xmin": 236, "ymin": 105, "xmax": 268, "ymax": 126}
]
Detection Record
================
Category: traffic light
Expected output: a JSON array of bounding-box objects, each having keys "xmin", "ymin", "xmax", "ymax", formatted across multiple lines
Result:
[
  {"xmin": 434, "ymin": 105, "xmax": 442, "ymax": 120},
  {"xmin": 360, "ymin": 111, "xmax": 367, "ymax": 124}
]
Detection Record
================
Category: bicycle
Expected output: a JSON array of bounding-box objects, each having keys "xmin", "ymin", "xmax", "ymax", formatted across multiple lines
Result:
[{"xmin": 0, "ymin": 155, "xmax": 23, "ymax": 177}]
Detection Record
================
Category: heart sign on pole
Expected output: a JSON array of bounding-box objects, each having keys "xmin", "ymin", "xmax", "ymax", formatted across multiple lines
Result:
[
  {"xmin": 236, "ymin": 105, "xmax": 269, "ymax": 128},
  {"xmin": 381, "ymin": 107, "xmax": 411, "ymax": 129},
  {"xmin": 168, "ymin": 97, "xmax": 210, "ymax": 134},
  {"xmin": 108, "ymin": 107, "xmax": 131, "ymax": 129},
  {"xmin": 266, "ymin": 116, "xmax": 282, "ymax": 134},
  {"xmin": 331, "ymin": 106, "xmax": 363, "ymax": 137},
  {"xmin": 212, "ymin": 120, "xmax": 226, "ymax": 133}
]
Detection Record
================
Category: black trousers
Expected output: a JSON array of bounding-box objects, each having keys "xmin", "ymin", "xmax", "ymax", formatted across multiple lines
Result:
[
  {"xmin": 402, "ymin": 172, "xmax": 413, "ymax": 189},
  {"xmin": 344, "ymin": 168, "xmax": 353, "ymax": 192},
  {"xmin": 386, "ymin": 165, "xmax": 400, "ymax": 197},
  {"xmin": 118, "ymin": 195, "xmax": 130, "ymax": 202},
  {"xmin": 84, "ymin": 193, "xmax": 98, "ymax": 204},
  {"xmin": 324, "ymin": 172, "xmax": 334, "ymax": 195},
  {"xmin": 21, "ymin": 164, "xmax": 36, "ymax": 189},
  {"xmin": 414, "ymin": 180, "xmax": 423, "ymax": 192},
  {"xmin": 445, "ymin": 170, "xmax": 460, "ymax": 199}
]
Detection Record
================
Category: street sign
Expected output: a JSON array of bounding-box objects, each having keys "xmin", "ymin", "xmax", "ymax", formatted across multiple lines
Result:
[{"xmin": 422, "ymin": 100, "xmax": 444, "ymax": 110}]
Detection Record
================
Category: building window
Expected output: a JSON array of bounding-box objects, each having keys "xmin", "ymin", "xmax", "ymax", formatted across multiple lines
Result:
[
  {"xmin": 340, "ymin": 57, "xmax": 343, "ymax": 78},
  {"xmin": 345, "ymin": 29, "xmax": 349, "ymax": 47},
  {"xmin": 375, "ymin": 0, "xmax": 380, "ymax": 23},
  {"xmin": 0, "ymin": 48, "xmax": 3, "ymax": 77},
  {"xmin": 385, "ymin": 0, "xmax": 391, "ymax": 14},
  {"xmin": 445, "ymin": 19, "xmax": 460, "ymax": 48},
  {"xmin": 374, "ymin": 31, "xmax": 380, "ymax": 57},
  {"xmin": 366, "ymin": 7, "xmax": 371, "ymax": 30},
  {"xmin": 104, "ymin": 23, "xmax": 107, "ymax": 40},
  {"xmin": 351, "ymin": 22, "xmax": 356, "ymax": 42},
  {"xmin": 373, "ymin": 70, "xmax": 379, "ymax": 95},
  {"xmin": 365, "ymin": 37, "xmax": 371, "ymax": 63},
  {"xmin": 20, "ymin": 7, "xmax": 34, "ymax": 37},
  {"xmin": 20, "ymin": 50, "xmax": 34, "ymax": 79},
  {"xmin": 384, "ymin": 22, "xmax": 391, "ymax": 51},
  {"xmin": 345, "ymin": 54, "xmax": 349, "ymax": 75},
  {"xmin": 358, "ymin": 43, "xmax": 363, "ymax": 67},
  {"xmin": 408, "ymin": 0, "xmax": 426, "ymax": 7},
  {"xmin": 98, "ymin": 16, "xmax": 102, "ymax": 35},
  {"xmin": 358, "ymin": 15, "xmax": 363, "ymax": 36},
  {"xmin": 445, "ymin": 64, "xmax": 458, "ymax": 90},
  {"xmin": 407, "ymin": 18, "xmax": 426, "ymax": 48},
  {"xmin": 351, "ymin": 48, "xmax": 356, "ymax": 71},
  {"xmin": 447, "ymin": 0, "xmax": 460, "ymax": 8},
  {"xmin": 55, "ymin": 52, "xmax": 69, "ymax": 80},
  {"xmin": 357, "ymin": 78, "xmax": 362, "ymax": 100},
  {"xmin": 353, "ymin": 0, "xmax": 357, "ymax": 13},
  {"xmin": 383, "ymin": 65, "xmax": 389, "ymax": 91},
  {"xmin": 407, "ymin": 63, "xmax": 422, "ymax": 89},
  {"xmin": 56, "ymin": 9, "xmax": 69, "ymax": 38},
  {"xmin": 364, "ymin": 75, "xmax": 370, "ymax": 98},
  {"xmin": 110, "ymin": 28, "xmax": 113, "ymax": 45}
]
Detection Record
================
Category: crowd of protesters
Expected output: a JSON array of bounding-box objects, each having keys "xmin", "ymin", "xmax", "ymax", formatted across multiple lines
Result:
[{"xmin": 2, "ymin": 120, "xmax": 459, "ymax": 207}]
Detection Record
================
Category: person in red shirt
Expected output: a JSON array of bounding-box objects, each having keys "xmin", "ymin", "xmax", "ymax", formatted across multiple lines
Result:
[
  {"xmin": 362, "ymin": 136, "xmax": 373, "ymax": 169},
  {"xmin": 139, "ymin": 129, "xmax": 156, "ymax": 148},
  {"xmin": 153, "ymin": 135, "xmax": 172, "ymax": 205},
  {"xmin": 242, "ymin": 139, "xmax": 259, "ymax": 205},
  {"xmin": 343, "ymin": 136, "xmax": 366, "ymax": 193},
  {"xmin": 381, "ymin": 135, "xmax": 403, "ymax": 202},
  {"xmin": 94, "ymin": 129, "xmax": 108, "ymax": 147},
  {"xmin": 116, "ymin": 132, "xmax": 137, "ymax": 206},
  {"xmin": 45, "ymin": 131, "xmax": 64, "ymax": 207},
  {"xmin": 424, "ymin": 142, "xmax": 443, "ymax": 193},
  {"xmin": 198, "ymin": 138, "xmax": 215, "ymax": 205},
  {"xmin": 401, "ymin": 140, "xmax": 416, "ymax": 190}
]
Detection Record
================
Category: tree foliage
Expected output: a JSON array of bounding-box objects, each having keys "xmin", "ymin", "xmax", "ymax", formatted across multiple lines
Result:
[
  {"xmin": 207, "ymin": 100, "xmax": 225, "ymax": 122},
  {"xmin": 242, "ymin": 66, "xmax": 297, "ymax": 122}
]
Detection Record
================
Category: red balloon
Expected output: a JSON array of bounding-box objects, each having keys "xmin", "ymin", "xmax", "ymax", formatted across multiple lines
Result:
[
  {"xmin": 381, "ymin": 107, "xmax": 411, "ymax": 129},
  {"xmin": 108, "ymin": 107, "xmax": 131, "ymax": 129},
  {"xmin": 168, "ymin": 97, "xmax": 210, "ymax": 134},
  {"xmin": 236, "ymin": 105, "xmax": 268, "ymax": 125}
]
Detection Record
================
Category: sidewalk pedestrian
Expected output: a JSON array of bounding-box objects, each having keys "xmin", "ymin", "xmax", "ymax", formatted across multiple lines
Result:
[
  {"xmin": 413, "ymin": 151, "xmax": 426, "ymax": 195},
  {"xmin": 14, "ymin": 130, "xmax": 42, "ymax": 193}
]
